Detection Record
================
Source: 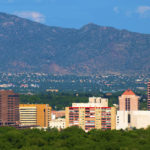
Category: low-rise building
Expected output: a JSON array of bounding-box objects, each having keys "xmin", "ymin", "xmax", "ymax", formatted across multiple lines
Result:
[
  {"xmin": 51, "ymin": 110, "xmax": 65, "ymax": 119},
  {"xmin": 49, "ymin": 118, "xmax": 65, "ymax": 130}
]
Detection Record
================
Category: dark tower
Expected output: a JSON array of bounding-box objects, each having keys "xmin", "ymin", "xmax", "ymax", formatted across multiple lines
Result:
[{"xmin": 0, "ymin": 90, "xmax": 19, "ymax": 126}]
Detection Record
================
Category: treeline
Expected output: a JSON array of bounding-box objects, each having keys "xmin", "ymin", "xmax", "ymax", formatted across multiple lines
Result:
[
  {"xmin": 20, "ymin": 91, "xmax": 147, "ymax": 110},
  {"xmin": 20, "ymin": 93, "xmax": 89, "ymax": 110},
  {"xmin": 0, "ymin": 126, "xmax": 150, "ymax": 150}
]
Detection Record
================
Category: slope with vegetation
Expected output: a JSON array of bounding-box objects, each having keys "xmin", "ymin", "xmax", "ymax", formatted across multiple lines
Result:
[{"xmin": 0, "ymin": 12, "xmax": 150, "ymax": 74}]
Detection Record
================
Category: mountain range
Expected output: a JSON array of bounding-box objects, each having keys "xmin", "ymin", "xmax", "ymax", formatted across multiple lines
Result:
[{"xmin": 0, "ymin": 12, "xmax": 150, "ymax": 75}]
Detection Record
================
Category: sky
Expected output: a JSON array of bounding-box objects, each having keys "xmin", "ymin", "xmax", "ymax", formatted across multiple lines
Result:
[{"xmin": 0, "ymin": 0, "xmax": 150, "ymax": 33}]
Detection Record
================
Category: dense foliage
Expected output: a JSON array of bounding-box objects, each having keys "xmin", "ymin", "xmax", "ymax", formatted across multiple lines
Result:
[
  {"xmin": 20, "ymin": 92, "xmax": 147, "ymax": 110},
  {"xmin": 20, "ymin": 93, "xmax": 90, "ymax": 110},
  {"xmin": 1, "ymin": 126, "xmax": 150, "ymax": 150}
]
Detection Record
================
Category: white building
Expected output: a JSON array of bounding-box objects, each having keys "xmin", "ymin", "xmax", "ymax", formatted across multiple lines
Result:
[
  {"xmin": 51, "ymin": 114, "xmax": 56, "ymax": 120},
  {"xmin": 116, "ymin": 111, "xmax": 150, "ymax": 130},
  {"xmin": 72, "ymin": 97, "xmax": 108, "ymax": 107},
  {"xmin": 49, "ymin": 118, "xmax": 65, "ymax": 130}
]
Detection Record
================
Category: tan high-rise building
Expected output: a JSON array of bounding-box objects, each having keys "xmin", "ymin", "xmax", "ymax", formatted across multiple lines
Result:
[
  {"xmin": 19, "ymin": 104, "xmax": 51, "ymax": 127},
  {"xmin": 119, "ymin": 89, "xmax": 139, "ymax": 111},
  {"xmin": 0, "ymin": 90, "xmax": 20, "ymax": 126},
  {"xmin": 147, "ymin": 81, "xmax": 150, "ymax": 110},
  {"xmin": 65, "ymin": 107, "xmax": 116, "ymax": 132}
]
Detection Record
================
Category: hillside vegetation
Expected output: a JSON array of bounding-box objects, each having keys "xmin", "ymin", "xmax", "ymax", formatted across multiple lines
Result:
[{"xmin": 0, "ymin": 12, "xmax": 150, "ymax": 74}]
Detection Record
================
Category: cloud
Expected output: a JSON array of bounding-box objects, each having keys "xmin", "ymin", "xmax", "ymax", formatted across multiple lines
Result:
[
  {"xmin": 14, "ymin": 11, "xmax": 45, "ymax": 23},
  {"xmin": 113, "ymin": 6, "xmax": 119, "ymax": 14},
  {"xmin": 125, "ymin": 6, "xmax": 150, "ymax": 18},
  {"xmin": 137, "ymin": 6, "xmax": 150, "ymax": 17}
]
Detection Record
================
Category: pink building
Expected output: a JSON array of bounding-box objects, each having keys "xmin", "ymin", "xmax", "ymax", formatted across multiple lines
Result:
[
  {"xmin": 52, "ymin": 110, "xmax": 65, "ymax": 119},
  {"xmin": 119, "ymin": 89, "xmax": 139, "ymax": 111}
]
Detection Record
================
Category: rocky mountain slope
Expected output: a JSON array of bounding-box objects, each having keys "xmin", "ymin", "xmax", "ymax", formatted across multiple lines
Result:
[{"xmin": 0, "ymin": 12, "xmax": 150, "ymax": 74}]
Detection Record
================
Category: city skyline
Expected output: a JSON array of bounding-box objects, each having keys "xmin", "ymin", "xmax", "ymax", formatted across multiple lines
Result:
[{"xmin": 0, "ymin": 0, "xmax": 150, "ymax": 149}]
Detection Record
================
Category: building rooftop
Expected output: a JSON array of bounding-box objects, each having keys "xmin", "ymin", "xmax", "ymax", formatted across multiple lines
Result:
[{"xmin": 122, "ymin": 89, "xmax": 136, "ymax": 96}]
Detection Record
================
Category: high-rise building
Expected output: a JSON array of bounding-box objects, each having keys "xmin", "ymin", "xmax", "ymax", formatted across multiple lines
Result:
[
  {"xmin": 0, "ymin": 90, "xmax": 20, "ymax": 126},
  {"xmin": 65, "ymin": 107, "xmax": 116, "ymax": 132},
  {"xmin": 147, "ymin": 81, "xmax": 150, "ymax": 110},
  {"xmin": 119, "ymin": 89, "xmax": 139, "ymax": 111},
  {"xmin": 19, "ymin": 104, "xmax": 51, "ymax": 127}
]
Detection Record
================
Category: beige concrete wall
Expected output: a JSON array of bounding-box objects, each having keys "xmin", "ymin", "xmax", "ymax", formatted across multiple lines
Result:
[
  {"xmin": 111, "ymin": 107, "xmax": 116, "ymax": 130},
  {"xmin": 79, "ymin": 108, "xmax": 85, "ymax": 130},
  {"xmin": 95, "ymin": 108, "xmax": 101, "ymax": 129},
  {"xmin": 65, "ymin": 107, "xmax": 69, "ymax": 128},
  {"xmin": 131, "ymin": 111, "xmax": 150, "ymax": 129},
  {"xmin": 116, "ymin": 111, "xmax": 150, "ymax": 130},
  {"xmin": 116, "ymin": 111, "xmax": 129, "ymax": 130}
]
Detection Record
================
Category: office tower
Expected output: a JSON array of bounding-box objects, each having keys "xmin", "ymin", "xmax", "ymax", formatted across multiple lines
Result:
[
  {"xmin": 147, "ymin": 81, "xmax": 150, "ymax": 110},
  {"xmin": 65, "ymin": 107, "xmax": 116, "ymax": 132},
  {"xmin": 0, "ymin": 90, "xmax": 19, "ymax": 126},
  {"xmin": 19, "ymin": 104, "xmax": 51, "ymax": 127},
  {"xmin": 119, "ymin": 89, "xmax": 139, "ymax": 111}
]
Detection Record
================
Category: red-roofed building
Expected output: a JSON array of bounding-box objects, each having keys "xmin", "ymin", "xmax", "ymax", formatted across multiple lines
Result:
[{"xmin": 119, "ymin": 89, "xmax": 139, "ymax": 111}]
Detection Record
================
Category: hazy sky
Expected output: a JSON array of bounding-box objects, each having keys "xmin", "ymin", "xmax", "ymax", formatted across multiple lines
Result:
[{"xmin": 0, "ymin": 0, "xmax": 150, "ymax": 33}]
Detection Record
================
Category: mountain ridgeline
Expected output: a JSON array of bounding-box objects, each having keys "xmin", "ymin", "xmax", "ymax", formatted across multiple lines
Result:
[{"xmin": 0, "ymin": 12, "xmax": 150, "ymax": 74}]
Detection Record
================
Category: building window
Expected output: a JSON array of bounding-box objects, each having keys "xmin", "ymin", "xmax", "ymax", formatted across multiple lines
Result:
[
  {"xmin": 125, "ymin": 98, "xmax": 130, "ymax": 111},
  {"xmin": 128, "ymin": 114, "xmax": 131, "ymax": 123}
]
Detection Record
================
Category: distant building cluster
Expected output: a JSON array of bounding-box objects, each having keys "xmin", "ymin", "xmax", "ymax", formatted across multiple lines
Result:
[
  {"xmin": 0, "ymin": 72, "xmax": 149, "ymax": 93},
  {"xmin": 1, "ymin": 81, "xmax": 150, "ymax": 131}
]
